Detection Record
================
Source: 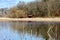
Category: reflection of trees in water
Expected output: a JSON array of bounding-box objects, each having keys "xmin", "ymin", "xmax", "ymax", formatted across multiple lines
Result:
[
  {"xmin": 10, "ymin": 21, "xmax": 60, "ymax": 40},
  {"xmin": 25, "ymin": 21, "xmax": 49, "ymax": 39},
  {"xmin": 10, "ymin": 21, "xmax": 27, "ymax": 32},
  {"xmin": 24, "ymin": 22, "xmax": 60, "ymax": 40}
]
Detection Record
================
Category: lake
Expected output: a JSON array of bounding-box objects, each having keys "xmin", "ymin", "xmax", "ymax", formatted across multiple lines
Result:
[
  {"xmin": 0, "ymin": 21, "xmax": 59, "ymax": 40},
  {"xmin": 0, "ymin": 22, "xmax": 44, "ymax": 40}
]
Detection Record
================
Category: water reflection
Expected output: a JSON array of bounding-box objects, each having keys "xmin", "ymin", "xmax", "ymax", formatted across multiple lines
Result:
[
  {"xmin": 0, "ymin": 21, "xmax": 45, "ymax": 40},
  {"xmin": 10, "ymin": 21, "xmax": 60, "ymax": 40}
]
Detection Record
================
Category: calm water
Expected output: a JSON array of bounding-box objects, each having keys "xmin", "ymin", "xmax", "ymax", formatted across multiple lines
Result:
[{"xmin": 0, "ymin": 21, "xmax": 45, "ymax": 40}]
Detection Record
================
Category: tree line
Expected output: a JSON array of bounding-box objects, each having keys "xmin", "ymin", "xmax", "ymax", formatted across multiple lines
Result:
[{"xmin": 2, "ymin": 0, "xmax": 60, "ymax": 18}]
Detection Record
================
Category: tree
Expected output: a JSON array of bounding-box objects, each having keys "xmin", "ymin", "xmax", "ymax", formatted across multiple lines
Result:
[
  {"xmin": 9, "ymin": 7, "xmax": 26, "ymax": 18},
  {"xmin": 17, "ymin": 1, "xmax": 26, "ymax": 10},
  {"xmin": 24, "ymin": 1, "xmax": 48, "ymax": 17}
]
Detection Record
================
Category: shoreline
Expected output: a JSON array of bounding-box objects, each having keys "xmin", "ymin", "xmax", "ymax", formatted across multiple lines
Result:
[{"xmin": 0, "ymin": 17, "xmax": 60, "ymax": 22}]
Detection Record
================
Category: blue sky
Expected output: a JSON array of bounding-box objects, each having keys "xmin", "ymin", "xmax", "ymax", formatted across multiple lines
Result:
[{"xmin": 0, "ymin": 0, "xmax": 35, "ymax": 8}]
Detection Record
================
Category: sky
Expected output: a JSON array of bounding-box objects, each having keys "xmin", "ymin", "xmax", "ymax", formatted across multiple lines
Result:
[{"xmin": 0, "ymin": 0, "xmax": 35, "ymax": 8}]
